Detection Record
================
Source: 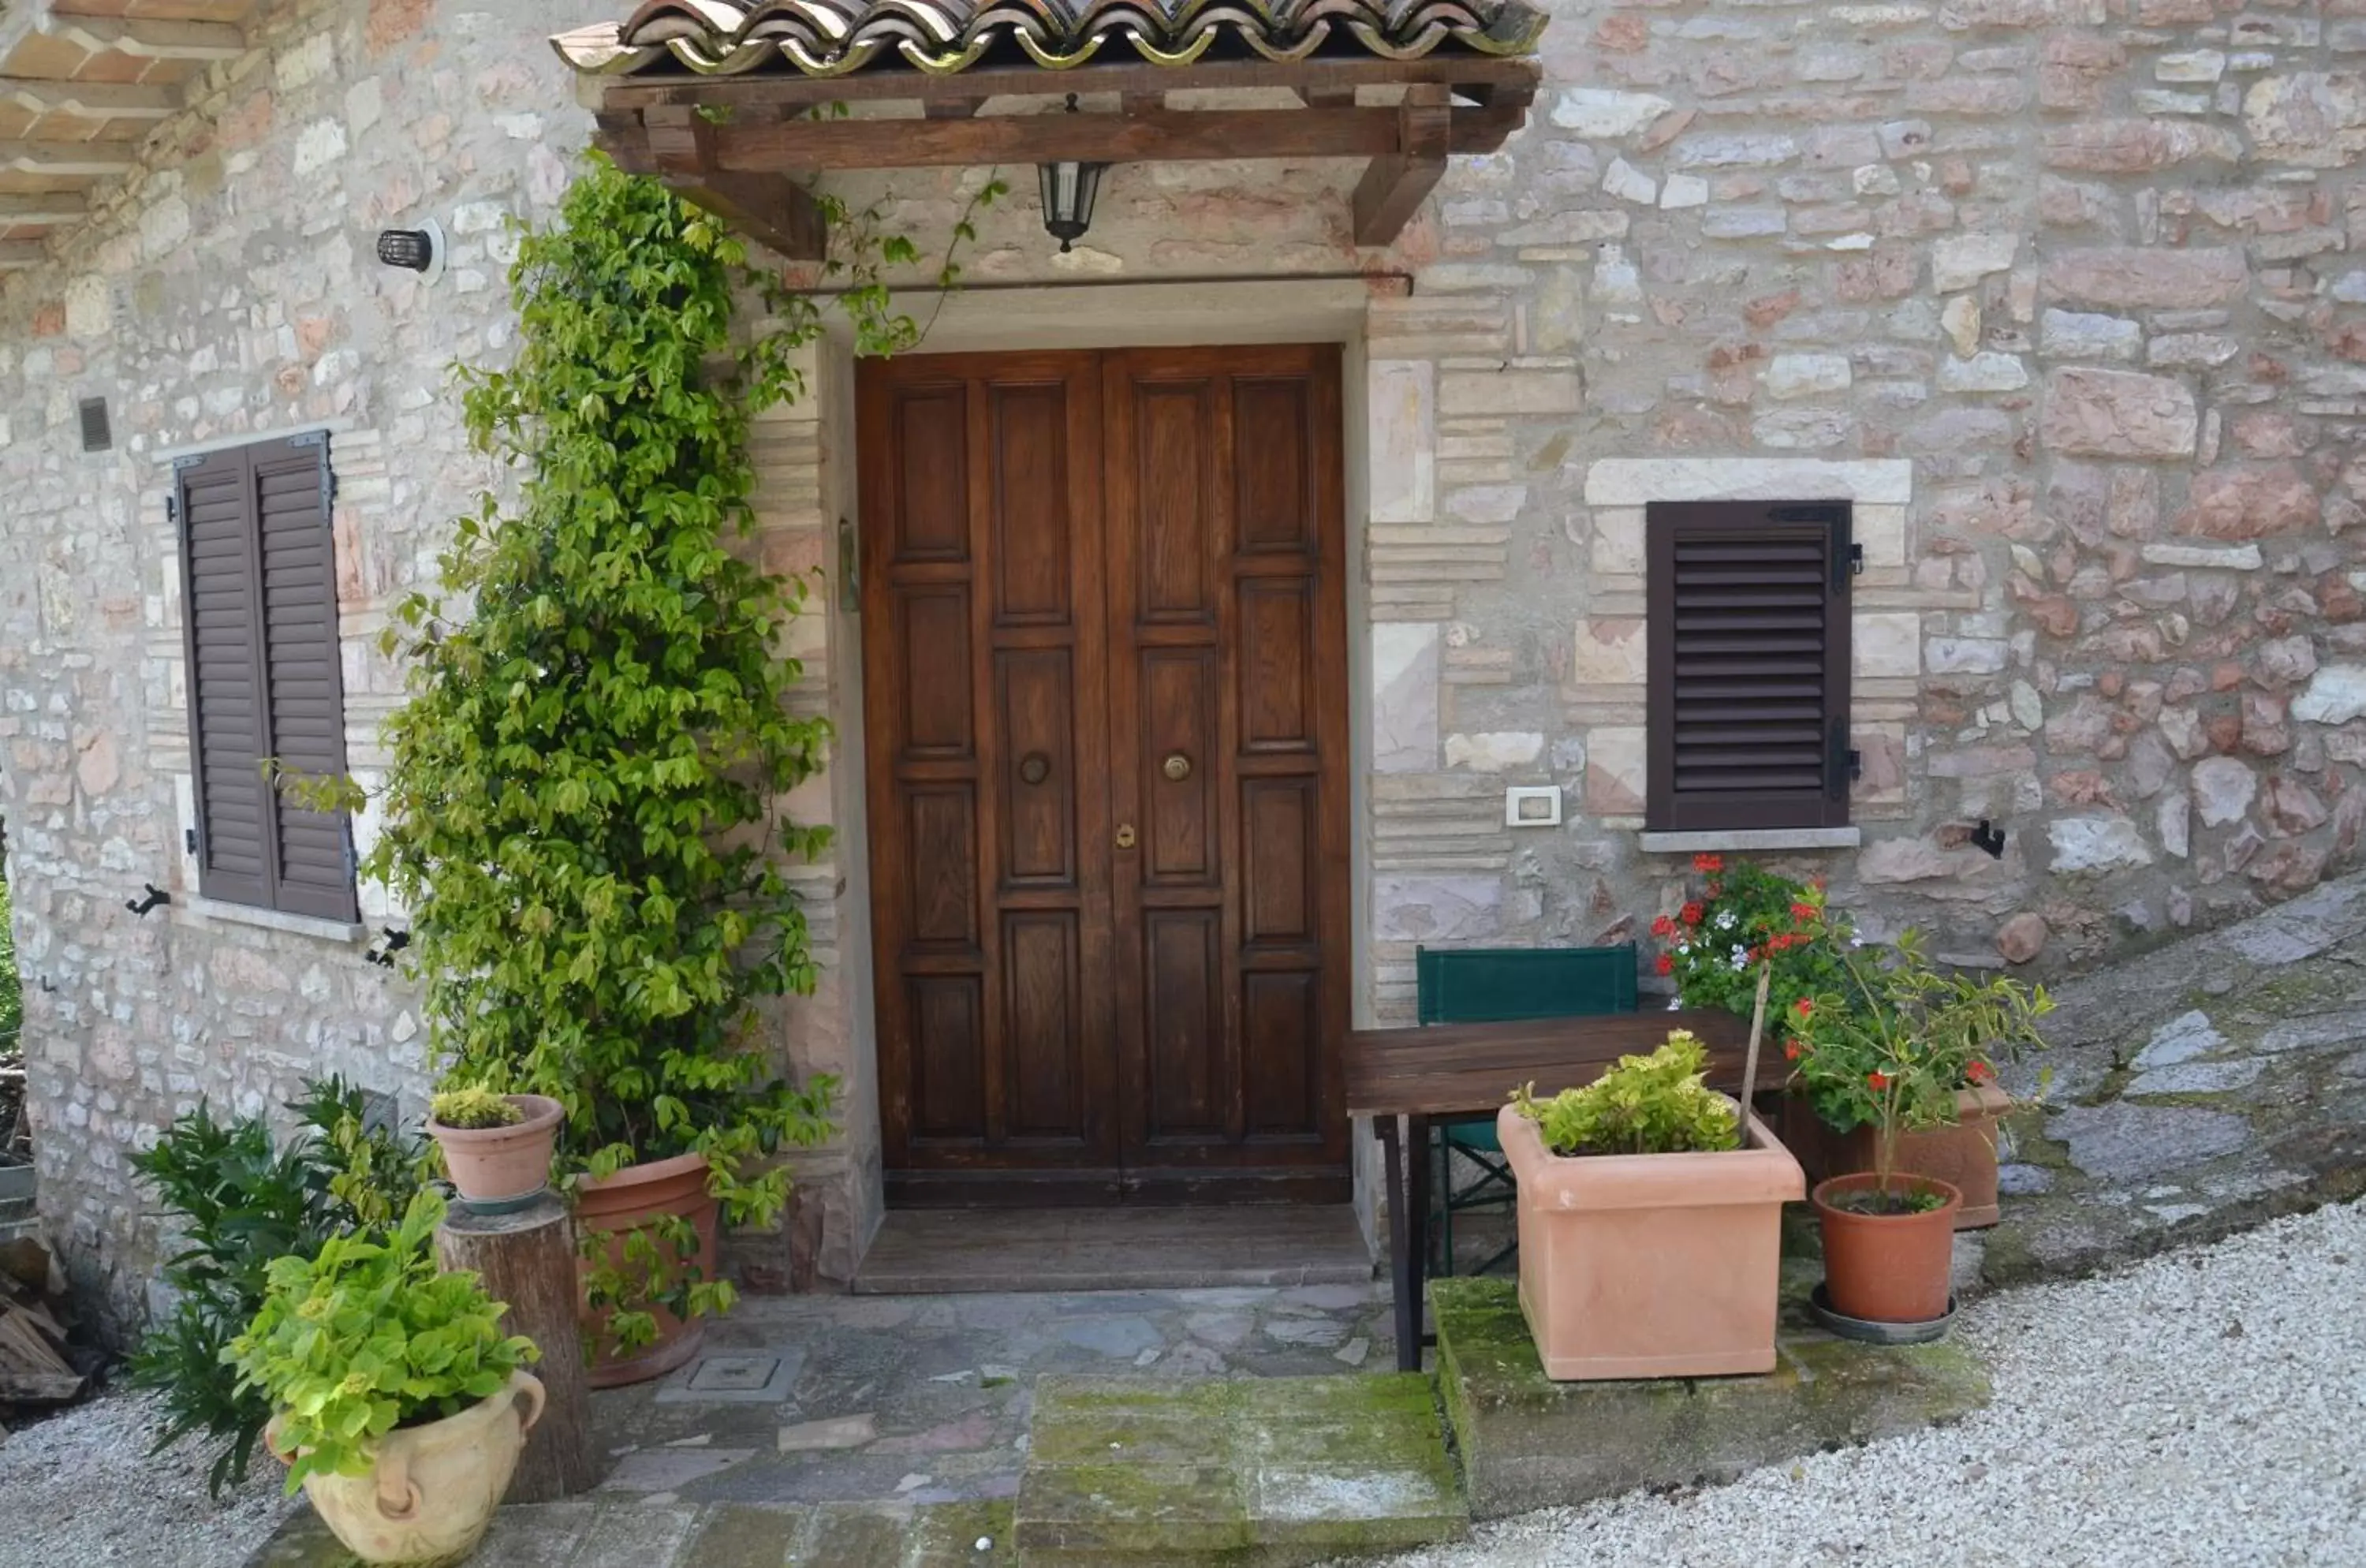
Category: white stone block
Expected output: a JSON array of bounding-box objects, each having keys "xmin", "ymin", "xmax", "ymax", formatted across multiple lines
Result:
[
  {"xmin": 1584, "ymin": 457, "xmax": 1914, "ymax": 506},
  {"xmin": 1765, "ymin": 354, "xmax": 1854, "ymax": 399},
  {"xmin": 1550, "ymin": 89, "xmax": 1674, "ymax": 137},
  {"xmin": 1931, "ymin": 233, "xmax": 2018, "ymax": 293},
  {"xmin": 1603, "ymin": 159, "xmax": 1659, "ymax": 206},
  {"xmin": 1938, "ymin": 353, "xmax": 2030, "ymax": 392},
  {"xmin": 1659, "ymin": 174, "xmax": 1710, "ymax": 209},
  {"xmin": 1853, "ymin": 612, "xmax": 1924, "ymax": 677},
  {"xmin": 1591, "ymin": 507, "xmax": 1645, "ymax": 575},
  {"xmin": 2048, "ymin": 815, "xmax": 2154, "ymax": 872},
  {"xmin": 1371, "ymin": 623, "xmax": 1441, "ymax": 772},
  {"xmin": 1445, "ymin": 732, "xmax": 1546, "ymax": 771},
  {"xmin": 1368, "ymin": 360, "xmax": 1435, "ymax": 525}
]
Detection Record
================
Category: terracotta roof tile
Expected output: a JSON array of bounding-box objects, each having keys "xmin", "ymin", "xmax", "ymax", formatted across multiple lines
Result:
[{"xmin": 553, "ymin": 0, "xmax": 1544, "ymax": 80}]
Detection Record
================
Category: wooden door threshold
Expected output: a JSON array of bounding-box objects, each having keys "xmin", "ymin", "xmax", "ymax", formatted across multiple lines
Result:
[{"xmin": 851, "ymin": 1204, "xmax": 1376, "ymax": 1294}]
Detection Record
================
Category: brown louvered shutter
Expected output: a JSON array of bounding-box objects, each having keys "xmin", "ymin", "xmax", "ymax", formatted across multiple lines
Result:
[
  {"xmin": 177, "ymin": 435, "xmax": 358, "ymax": 922},
  {"xmin": 178, "ymin": 446, "xmax": 274, "ymax": 909},
  {"xmin": 1646, "ymin": 501, "xmax": 1853, "ymax": 832}
]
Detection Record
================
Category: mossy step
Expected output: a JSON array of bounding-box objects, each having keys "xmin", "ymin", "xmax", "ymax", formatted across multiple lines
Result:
[
  {"xmin": 1014, "ymin": 1374, "xmax": 1468, "ymax": 1566},
  {"xmin": 1433, "ymin": 1275, "xmax": 1993, "ymax": 1520}
]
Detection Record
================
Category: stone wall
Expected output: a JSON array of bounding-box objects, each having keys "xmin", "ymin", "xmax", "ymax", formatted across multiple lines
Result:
[
  {"xmin": 6, "ymin": 0, "xmax": 2364, "ymax": 1319},
  {"xmin": 0, "ymin": 0, "xmax": 621, "ymax": 1329}
]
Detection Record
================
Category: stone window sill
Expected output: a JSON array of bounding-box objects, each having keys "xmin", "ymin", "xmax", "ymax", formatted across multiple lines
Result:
[
  {"xmin": 1636, "ymin": 827, "xmax": 1863, "ymax": 854},
  {"xmin": 177, "ymin": 894, "xmax": 369, "ymax": 946}
]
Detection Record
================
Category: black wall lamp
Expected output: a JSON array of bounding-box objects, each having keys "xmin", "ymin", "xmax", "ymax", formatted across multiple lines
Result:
[
  {"xmin": 375, "ymin": 217, "xmax": 446, "ymax": 286},
  {"xmin": 1037, "ymin": 95, "xmax": 1106, "ymax": 253}
]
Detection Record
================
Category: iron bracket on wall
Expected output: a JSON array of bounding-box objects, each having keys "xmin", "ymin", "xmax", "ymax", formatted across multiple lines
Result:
[
  {"xmin": 364, "ymin": 927, "xmax": 411, "ymax": 968},
  {"xmin": 125, "ymin": 883, "xmax": 172, "ymax": 917}
]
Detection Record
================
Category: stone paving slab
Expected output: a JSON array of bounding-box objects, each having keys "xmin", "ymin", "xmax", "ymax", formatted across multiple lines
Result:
[
  {"xmin": 1013, "ymin": 1375, "xmax": 1466, "ymax": 1566},
  {"xmin": 1968, "ymin": 873, "xmax": 2366, "ymax": 1294},
  {"xmin": 1431, "ymin": 1275, "xmax": 1992, "ymax": 1521}
]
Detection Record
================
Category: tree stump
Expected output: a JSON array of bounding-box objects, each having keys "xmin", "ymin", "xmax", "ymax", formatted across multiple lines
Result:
[{"xmin": 435, "ymin": 1194, "xmax": 600, "ymax": 1501}]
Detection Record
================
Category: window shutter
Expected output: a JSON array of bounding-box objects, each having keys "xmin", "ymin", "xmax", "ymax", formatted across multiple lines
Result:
[
  {"xmin": 1645, "ymin": 501, "xmax": 1853, "ymax": 832},
  {"xmin": 178, "ymin": 447, "xmax": 273, "ymax": 909},
  {"xmin": 255, "ymin": 435, "xmax": 358, "ymax": 922},
  {"xmin": 177, "ymin": 435, "xmax": 357, "ymax": 922}
]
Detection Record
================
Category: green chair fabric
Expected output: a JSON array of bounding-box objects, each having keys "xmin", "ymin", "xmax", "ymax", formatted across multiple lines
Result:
[{"xmin": 1419, "ymin": 943, "xmax": 1641, "ymax": 1277}]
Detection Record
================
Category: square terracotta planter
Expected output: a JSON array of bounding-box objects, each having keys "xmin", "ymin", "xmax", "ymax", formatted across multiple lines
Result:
[
  {"xmin": 1498, "ymin": 1102, "xmax": 1806, "ymax": 1381},
  {"xmin": 1771, "ymin": 1085, "xmax": 2010, "ymax": 1230}
]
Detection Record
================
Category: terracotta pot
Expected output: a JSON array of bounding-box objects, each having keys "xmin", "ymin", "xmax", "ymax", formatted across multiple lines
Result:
[
  {"xmin": 428, "ymin": 1095, "xmax": 563, "ymax": 1208},
  {"xmin": 1775, "ymin": 1086, "xmax": 2010, "ymax": 1230},
  {"xmin": 1498, "ymin": 1100, "xmax": 1805, "ymax": 1380},
  {"xmin": 1812, "ymin": 1171, "xmax": 1961, "ymax": 1324},
  {"xmin": 574, "ymin": 1150, "xmax": 720, "ymax": 1389},
  {"xmin": 271, "ymin": 1372, "xmax": 544, "ymax": 1566}
]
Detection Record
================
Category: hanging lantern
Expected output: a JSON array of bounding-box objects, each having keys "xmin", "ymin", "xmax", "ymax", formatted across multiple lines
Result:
[{"xmin": 1036, "ymin": 95, "xmax": 1106, "ymax": 253}]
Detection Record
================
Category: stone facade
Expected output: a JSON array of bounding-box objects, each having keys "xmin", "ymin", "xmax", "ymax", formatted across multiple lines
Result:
[{"xmin": 5, "ymin": 0, "xmax": 2366, "ymax": 1321}]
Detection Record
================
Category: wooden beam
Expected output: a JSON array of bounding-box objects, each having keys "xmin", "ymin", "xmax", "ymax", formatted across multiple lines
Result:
[
  {"xmin": 0, "ymin": 192, "xmax": 88, "ymax": 222},
  {"xmin": 34, "ymin": 13, "xmax": 246, "ymax": 61},
  {"xmin": 1350, "ymin": 84, "xmax": 1449, "ymax": 247},
  {"xmin": 596, "ymin": 54, "xmax": 1542, "ymax": 113},
  {"xmin": 0, "ymin": 79, "xmax": 179, "ymax": 120},
  {"xmin": 1120, "ymin": 91, "xmax": 1162, "ymax": 117},
  {"xmin": 0, "ymin": 240, "xmax": 47, "ymax": 269},
  {"xmin": 643, "ymin": 106, "xmax": 825, "ymax": 260},
  {"xmin": 659, "ymin": 106, "xmax": 1409, "ymax": 173},
  {"xmin": 0, "ymin": 140, "xmax": 134, "ymax": 176},
  {"xmin": 922, "ymin": 99, "xmax": 980, "ymax": 120}
]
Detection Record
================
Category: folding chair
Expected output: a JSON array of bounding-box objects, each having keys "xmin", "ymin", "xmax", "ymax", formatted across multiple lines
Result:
[{"xmin": 1416, "ymin": 943, "xmax": 1641, "ymax": 1278}]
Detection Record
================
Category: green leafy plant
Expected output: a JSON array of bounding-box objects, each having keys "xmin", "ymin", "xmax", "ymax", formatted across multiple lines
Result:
[
  {"xmin": 1653, "ymin": 856, "xmax": 1855, "ymax": 1025},
  {"xmin": 226, "ymin": 1189, "xmax": 538, "ymax": 1493},
  {"xmin": 1512, "ymin": 1031, "xmax": 1740, "ymax": 1158},
  {"xmin": 429, "ymin": 1086, "xmax": 524, "ymax": 1131},
  {"xmin": 364, "ymin": 157, "xmax": 1013, "ymax": 1355},
  {"xmin": 126, "ymin": 1081, "xmax": 429, "ymax": 1495},
  {"xmin": 1786, "ymin": 931, "xmax": 2054, "ymax": 1211}
]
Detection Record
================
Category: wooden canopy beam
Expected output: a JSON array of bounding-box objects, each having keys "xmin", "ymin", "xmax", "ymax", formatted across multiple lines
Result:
[
  {"xmin": 0, "ymin": 140, "xmax": 136, "ymax": 176},
  {"xmin": 0, "ymin": 79, "xmax": 180, "ymax": 120},
  {"xmin": 1352, "ymin": 84, "xmax": 1449, "ymax": 247},
  {"xmin": 643, "ymin": 106, "xmax": 826, "ymax": 261},
  {"xmin": 0, "ymin": 192, "xmax": 88, "ymax": 223},
  {"xmin": 603, "ymin": 99, "xmax": 1526, "ymax": 180},
  {"xmin": 595, "ymin": 54, "xmax": 1540, "ymax": 113},
  {"xmin": 32, "ymin": 13, "xmax": 246, "ymax": 62}
]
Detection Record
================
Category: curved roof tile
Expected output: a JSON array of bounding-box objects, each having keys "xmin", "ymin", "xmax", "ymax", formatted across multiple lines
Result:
[{"xmin": 553, "ymin": 0, "xmax": 1544, "ymax": 78}]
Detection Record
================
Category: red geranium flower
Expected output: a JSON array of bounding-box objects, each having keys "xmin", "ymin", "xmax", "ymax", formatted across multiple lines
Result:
[
  {"xmin": 1966, "ymin": 1059, "xmax": 1995, "ymax": 1085},
  {"xmin": 1793, "ymin": 998, "xmax": 1815, "ymax": 1019},
  {"xmin": 1782, "ymin": 1039, "xmax": 1801, "ymax": 1062},
  {"xmin": 1692, "ymin": 853, "xmax": 1725, "ymax": 874},
  {"xmin": 1866, "ymin": 1070, "xmax": 1890, "ymax": 1092},
  {"xmin": 1680, "ymin": 902, "xmax": 1704, "ymax": 927},
  {"xmin": 1651, "ymin": 913, "xmax": 1677, "ymax": 939},
  {"xmin": 1790, "ymin": 902, "xmax": 1818, "ymax": 922},
  {"xmin": 1655, "ymin": 953, "xmax": 1674, "ymax": 976}
]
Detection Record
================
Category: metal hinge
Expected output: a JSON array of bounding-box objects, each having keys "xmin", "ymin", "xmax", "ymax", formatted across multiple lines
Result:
[
  {"xmin": 185, "ymin": 825, "xmax": 199, "ymax": 857},
  {"xmin": 1827, "ymin": 718, "xmax": 1858, "ymax": 801},
  {"xmin": 1849, "ymin": 543, "xmax": 1864, "ymax": 577}
]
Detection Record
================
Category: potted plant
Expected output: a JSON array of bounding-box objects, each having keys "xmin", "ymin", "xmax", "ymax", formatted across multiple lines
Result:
[
  {"xmin": 1787, "ymin": 932, "xmax": 2052, "ymax": 1335},
  {"xmin": 227, "ymin": 1190, "xmax": 543, "ymax": 1565},
  {"xmin": 365, "ymin": 164, "xmax": 845, "ymax": 1386},
  {"xmin": 427, "ymin": 1085, "xmax": 564, "ymax": 1211},
  {"xmin": 1496, "ymin": 1030, "xmax": 1804, "ymax": 1380},
  {"xmin": 1653, "ymin": 858, "xmax": 2036, "ymax": 1228}
]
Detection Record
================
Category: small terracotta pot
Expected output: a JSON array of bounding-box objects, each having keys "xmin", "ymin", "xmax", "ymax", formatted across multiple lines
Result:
[
  {"xmin": 271, "ymin": 1372, "xmax": 544, "ymax": 1566},
  {"xmin": 1500, "ymin": 1100, "xmax": 1805, "ymax": 1379},
  {"xmin": 1812, "ymin": 1171, "xmax": 1961, "ymax": 1324},
  {"xmin": 1777, "ymin": 1086, "xmax": 2010, "ymax": 1230},
  {"xmin": 574, "ymin": 1150, "xmax": 720, "ymax": 1389},
  {"xmin": 428, "ymin": 1094, "xmax": 564, "ymax": 1208}
]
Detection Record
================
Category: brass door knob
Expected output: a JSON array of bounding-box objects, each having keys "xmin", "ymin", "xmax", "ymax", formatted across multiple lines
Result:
[
  {"xmin": 1018, "ymin": 752, "xmax": 1051, "ymax": 786},
  {"xmin": 1115, "ymin": 824, "xmax": 1137, "ymax": 849},
  {"xmin": 1162, "ymin": 752, "xmax": 1192, "ymax": 782}
]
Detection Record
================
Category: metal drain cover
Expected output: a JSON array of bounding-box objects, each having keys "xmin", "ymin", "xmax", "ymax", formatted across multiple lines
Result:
[{"xmin": 656, "ymin": 1348, "xmax": 804, "ymax": 1404}]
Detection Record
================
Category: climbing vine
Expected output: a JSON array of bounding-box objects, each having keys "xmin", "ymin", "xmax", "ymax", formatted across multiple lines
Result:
[{"xmin": 365, "ymin": 155, "xmax": 1001, "ymax": 1344}]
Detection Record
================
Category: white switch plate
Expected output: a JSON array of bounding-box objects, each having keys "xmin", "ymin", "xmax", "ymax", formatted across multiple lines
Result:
[{"xmin": 1504, "ymin": 786, "xmax": 1563, "ymax": 827}]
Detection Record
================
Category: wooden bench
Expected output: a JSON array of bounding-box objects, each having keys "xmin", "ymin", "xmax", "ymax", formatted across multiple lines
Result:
[{"xmin": 1345, "ymin": 1008, "xmax": 1753, "ymax": 1372}]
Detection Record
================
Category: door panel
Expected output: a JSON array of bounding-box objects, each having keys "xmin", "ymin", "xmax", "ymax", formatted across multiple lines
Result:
[{"xmin": 864, "ymin": 345, "xmax": 1348, "ymax": 1204}]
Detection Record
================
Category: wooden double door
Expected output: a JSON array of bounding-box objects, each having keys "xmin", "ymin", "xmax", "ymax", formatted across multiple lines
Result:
[{"xmin": 860, "ymin": 345, "xmax": 1350, "ymax": 1205}]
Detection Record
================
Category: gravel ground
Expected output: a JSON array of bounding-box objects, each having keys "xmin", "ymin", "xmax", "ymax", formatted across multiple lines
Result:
[
  {"xmin": 1376, "ymin": 1198, "xmax": 2366, "ymax": 1568},
  {"xmin": 0, "ymin": 1389, "xmax": 293, "ymax": 1568}
]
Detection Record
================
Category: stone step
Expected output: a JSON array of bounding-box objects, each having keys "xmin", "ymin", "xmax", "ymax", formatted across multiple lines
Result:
[
  {"xmin": 1014, "ymin": 1375, "xmax": 1468, "ymax": 1566},
  {"xmin": 1433, "ymin": 1271, "xmax": 1993, "ymax": 1520}
]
